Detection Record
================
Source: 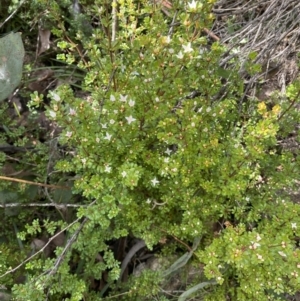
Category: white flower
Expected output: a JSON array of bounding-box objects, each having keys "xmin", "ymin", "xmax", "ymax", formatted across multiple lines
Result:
[
  {"xmin": 69, "ymin": 108, "xmax": 76, "ymax": 116},
  {"xmin": 146, "ymin": 198, "xmax": 152, "ymax": 204},
  {"xmin": 176, "ymin": 51, "xmax": 184, "ymax": 59},
  {"xmin": 182, "ymin": 42, "xmax": 193, "ymax": 53},
  {"xmin": 164, "ymin": 157, "xmax": 169, "ymax": 163},
  {"xmin": 278, "ymin": 251, "xmax": 287, "ymax": 257},
  {"xmin": 65, "ymin": 131, "xmax": 72, "ymax": 138},
  {"xmin": 49, "ymin": 91, "xmax": 60, "ymax": 101},
  {"xmin": 110, "ymin": 119, "xmax": 115, "ymax": 124},
  {"xmin": 125, "ymin": 115, "xmax": 136, "ymax": 124},
  {"xmin": 165, "ymin": 148, "xmax": 172, "ymax": 156},
  {"xmin": 155, "ymin": 97, "xmax": 160, "ymax": 102},
  {"xmin": 121, "ymin": 171, "xmax": 127, "ymax": 177},
  {"xmin": 256, "ymin": 254, "xmax": 263, "ymax": 261},
  {"xmin": 110, "ymin": 95, "xmax": 116, "ymax": 101},
  {"xmin": 131, "ymin": 71, "xmax": 140, "ymax": 76},
  {"xmin": 291, "ymin": 271, "xmax": 298, "ymax": 277},
  {"xmin": 256, "ymin": 234, "xmax": 261, "ymax": 241},
  {"xmin": 188, "ymin": 0, "xmax": 197, "ymax": 10},
  {"xmin": 249, "ymin": 242, "xmax": 260, "ymax": 249},
  {"xmin": 169, "ymin": 48, "xmax": 174, "ymax": 54},
  {"xmin": 151, "ymin": 177, "xmax": 160, "ymax": 187},
  {"xmin": 96, "ymin": 137, "xmax": 100, "ymax": 143},
  {"xmin": 49, "ymin": 110, "xmax": 56, "ymax": 118},
  {"xmin": 104, "ymin": 132, "xmax": 112, "ymax": 141},
  {"xmin": 105, "ymin": 165, "xmax": 111, "ymax": 173},
  {"xmin": 162, "ymin": 36, "xmax": 171, "ymax": 44},
  {"xmin": 120, "ymin": 94, "xmax": 128, "ymax": 102},
  {"xmin": 101, "ymin": 123, "xmax": 107, "ymax": 129},
  {"xmin": 292, "ymin": 223, "xmax": 297, "ymax": 229},
  {"xmin": 206, "ymin": 107, "xmax": 211, "ymax": 112},
  {"xmin": 128, "ymin": 99, "xmax": 135, "ymax": 107}
]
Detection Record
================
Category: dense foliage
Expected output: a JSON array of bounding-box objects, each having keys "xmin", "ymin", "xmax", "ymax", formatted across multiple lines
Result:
[{"xmin": 0, "ymin": 0, "xmax": 300, "ymax": 300}]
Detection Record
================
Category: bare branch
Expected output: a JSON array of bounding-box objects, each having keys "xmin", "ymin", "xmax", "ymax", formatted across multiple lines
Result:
[
  {"xmin": 0, "ymin": 200, "xmax": 96, "ymax": 279},
  {"xmin": 112, "ymin": 0, "xmax": 118, "ymax": 42},
  {"xmin": 0, "ymin": 0, "xmax": 27, "ymax": 29},
  {"xmin": 46, "ymin": 218, "xmax": 88, "ymax": 276},
  {"xmin": 0, "ymin": 217, "xmax": 81, "ymax": 279},
  {"xmin": 0, "ymin": 203, "xmax": 85, "ymax": 208},
  {"xmin": 0, "ymin": 175, "xmax": 69, "ymax": 190}
]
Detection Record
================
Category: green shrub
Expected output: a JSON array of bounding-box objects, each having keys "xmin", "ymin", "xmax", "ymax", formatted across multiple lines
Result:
[{"xmin": 3, "ymin": 0, "xmax": 300, "ymax": 300}]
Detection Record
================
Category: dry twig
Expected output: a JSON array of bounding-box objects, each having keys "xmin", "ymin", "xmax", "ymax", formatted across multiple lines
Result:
[{"xmin": 212, "ymin": 0, "xmax": 300, "ymax": 97}]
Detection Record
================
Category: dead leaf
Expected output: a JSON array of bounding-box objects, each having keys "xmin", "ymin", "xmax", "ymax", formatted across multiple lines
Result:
[
  {"xmin": 154, "ymin": 0, "xmax": 172, "ymax": 9},
  {"xmin": 52, "ymin": 231, "xmax": 65, "ymax": 247},
  {"xmin": 30, "ymin": 238, "xmax": 46, "ymax": 250},
  {"xmin": 28, "ymin": 69, "xmax": 56, "ymax": 93},
  {"xmin": 37, "ymin": 28, "xmax": 51, "ymax": 56}
]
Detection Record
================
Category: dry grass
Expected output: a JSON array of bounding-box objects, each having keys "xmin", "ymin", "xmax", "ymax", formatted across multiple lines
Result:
[{"xmin": 211, "ymin": 0, "xmax": 300, "ymax": 99}]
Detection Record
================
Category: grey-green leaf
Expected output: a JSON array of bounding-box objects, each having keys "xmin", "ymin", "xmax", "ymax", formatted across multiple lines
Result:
[
  {"xmin": 178, "ymin": 280, "xmax": 218, "ymax": 301},
  {"xmin": 0, "ymin": 32, "xmax": 25, "ymax": 101}
]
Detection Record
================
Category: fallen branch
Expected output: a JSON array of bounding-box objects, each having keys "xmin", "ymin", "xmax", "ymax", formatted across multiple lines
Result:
[
  {"xmin": 0, "ymin": 203, "xmax": 85, "ymax": 208},
  {"xmin": 0, "ymin": 200, "xmax": 96, "ymax": 279},
  {"xmin": 47, "ymin": 217, "xmax": 88, "ymax": 276},
  {"xmin": 0, "ymin": 217, "xmax": 81, "ymax": 279},
  {"xmin": 0, "ymin": 175, "xmax": 70, "ymax": 190}
]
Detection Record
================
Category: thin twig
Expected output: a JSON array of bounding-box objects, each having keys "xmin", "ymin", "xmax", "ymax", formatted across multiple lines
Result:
[
  {"xmin": 158, "ymin": 227, "xmax": 192, "ymax": 252},
  {"xmin": 0, "ymin": 203, "xmax": 85, "ymax": 208},
  {"xmin": 43, "ymin": 138, "xmax": 67, "ymax": 218},
  {"xmin": 0, "ymin": 217, "xmax": 81, "ymax": 279},
  {"xmin": 111, "ymin": 0, "xmax": 117, "ymax": 42},
  {"xmin": 277, "ymin": 89, "xmax": 300, "ymax": 122},
  {"xmin": 0, "ymin": 175, "xmax": 69, "ymax": 190},
  {"xmin": 47, "ymin": 218, "xmax": 88, "ymax": 276},
  {"xmin": 64, "ymin": 35, "xmax": 88, "ymax": 66},
  {"xmin": 168, "ymin": 11, "xmax": 178, "ymax": 37},
  {"xmin": 203, "ymin": 28, "xmax": 220, "ymax": 41},
  {"xmin": 0, "ymin": 0, "xmax": 27, "ymax": 29},
  {"xmin": 151, "ymin": 200, "xmax": 167, "ymax": 210},
  {"xmin": 0, "ymin": 200, "xmax": 96, "ymax": 279}
]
